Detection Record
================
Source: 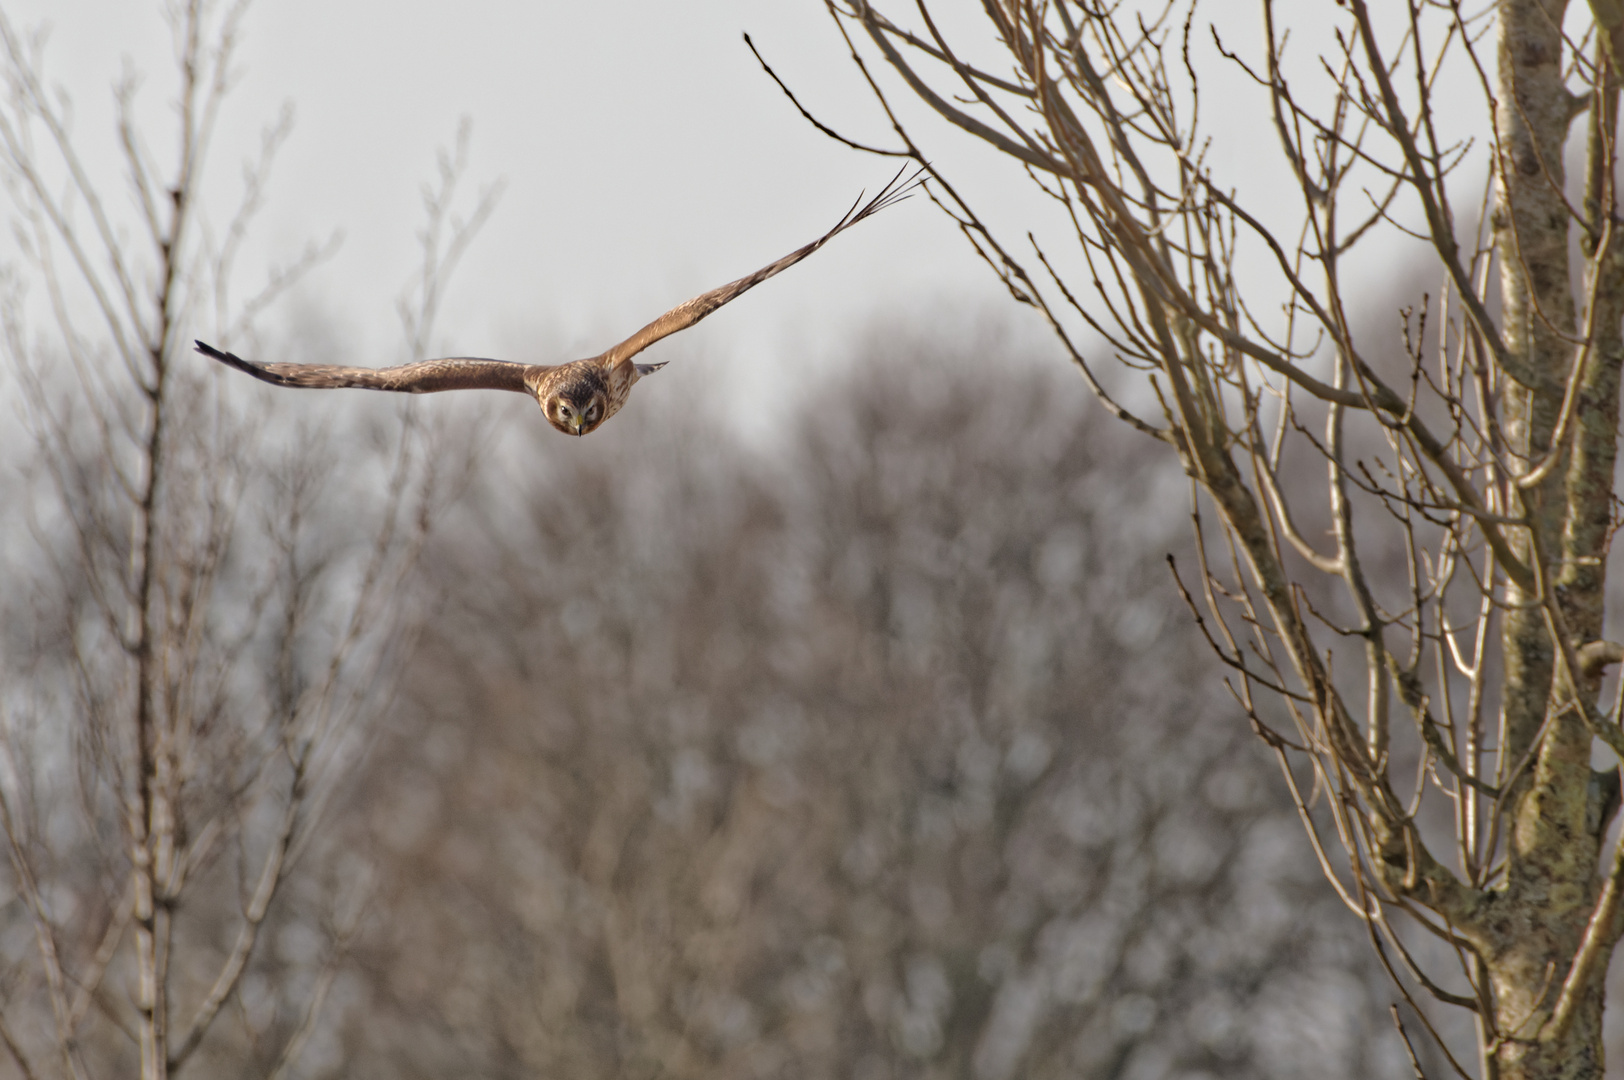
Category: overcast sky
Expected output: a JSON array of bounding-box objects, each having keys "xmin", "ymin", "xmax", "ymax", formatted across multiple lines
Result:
[
  {"xmin": 5, "ymin": 3, "xmax": 1451, "ymax": 442},
  {"xmin": 7, "ymin": 2, "xmax": 1048, "ymax": 432}
]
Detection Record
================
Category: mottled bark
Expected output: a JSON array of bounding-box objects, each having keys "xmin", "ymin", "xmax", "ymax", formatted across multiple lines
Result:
[
  {"xmin": 1497, "ymin": 0, "xmax": 1573, "ymax": 777},
  {"xmin": 1484, "ymin": 5, "xmax": 1624, "ymax": 1078}
]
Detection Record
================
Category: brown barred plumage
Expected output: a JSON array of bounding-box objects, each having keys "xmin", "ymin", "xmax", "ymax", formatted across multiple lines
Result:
[{"xmin": 196, "ymin": 168, "xmax": 921, "ymax": 436}]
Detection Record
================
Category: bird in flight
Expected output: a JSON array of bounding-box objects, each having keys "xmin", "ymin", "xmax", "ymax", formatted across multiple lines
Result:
[{"xmin": 196, "ymin": 168, "xmax": 922, "ymax": 436}]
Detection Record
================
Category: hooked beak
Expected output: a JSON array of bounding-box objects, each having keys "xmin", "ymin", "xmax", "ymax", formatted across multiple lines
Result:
[{"xmin": 569, "ymin": 415, "xmax": 585, "ymax": 436}]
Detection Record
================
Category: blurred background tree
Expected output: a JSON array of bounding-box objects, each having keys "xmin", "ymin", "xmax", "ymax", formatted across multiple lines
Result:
[{"xmin": 325, "ymin": 340, "xmax": 1416, "ymax": 1080}]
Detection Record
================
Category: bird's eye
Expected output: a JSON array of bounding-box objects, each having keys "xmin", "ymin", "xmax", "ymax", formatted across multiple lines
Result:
[{"xmin": 586, "ymin": 406, "xmax": 600, "ymax": 422}]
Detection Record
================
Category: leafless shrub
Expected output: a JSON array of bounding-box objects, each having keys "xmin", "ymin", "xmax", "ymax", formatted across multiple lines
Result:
[{"xmin": 0, "ymin": 4, "xmax": 492, "ymax": 1077}]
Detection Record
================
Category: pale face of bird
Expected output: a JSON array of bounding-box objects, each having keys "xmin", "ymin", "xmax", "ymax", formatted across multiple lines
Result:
[{"xmin": 545, "ymin": 392, "xmax": 607, "ymax": 436}]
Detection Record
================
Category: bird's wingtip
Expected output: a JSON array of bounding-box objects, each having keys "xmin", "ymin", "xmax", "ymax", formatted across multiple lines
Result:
[{"xmin": 194, "ymin": 340, "xmax": 259, "ymax": 377}]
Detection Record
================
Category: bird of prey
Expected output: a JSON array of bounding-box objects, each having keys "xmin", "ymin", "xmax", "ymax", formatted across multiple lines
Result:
[{"xmin": 196, "ymin": 168, "xmax": 921, "ymax": 436}]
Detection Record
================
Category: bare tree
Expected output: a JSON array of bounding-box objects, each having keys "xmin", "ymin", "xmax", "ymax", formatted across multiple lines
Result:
[
  {"xmin": 749, "ymin": 2, "xmax": 1624, "ymax": 1077},
  {"xmin": 0, "ymin": 3, "xmax": 493, "ymax": 1077},
  {"xmin": 332, "ymin": 343, "xmax": 1413, "ymax": 1080}
]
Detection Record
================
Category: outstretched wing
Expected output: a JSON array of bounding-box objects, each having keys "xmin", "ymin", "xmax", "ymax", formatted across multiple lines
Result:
[
  {"xmin": 195, "ymin": 341, "xmax": 538, "ymax": 395},
  {"xmin": 599, "ymin": 166, "xmax": 923, "ymax": 369}
]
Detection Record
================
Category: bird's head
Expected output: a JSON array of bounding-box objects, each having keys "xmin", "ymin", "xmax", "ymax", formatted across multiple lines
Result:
[{"xmin": 542, "ymin": 384, "xmax": 608, "ymax": 436}]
